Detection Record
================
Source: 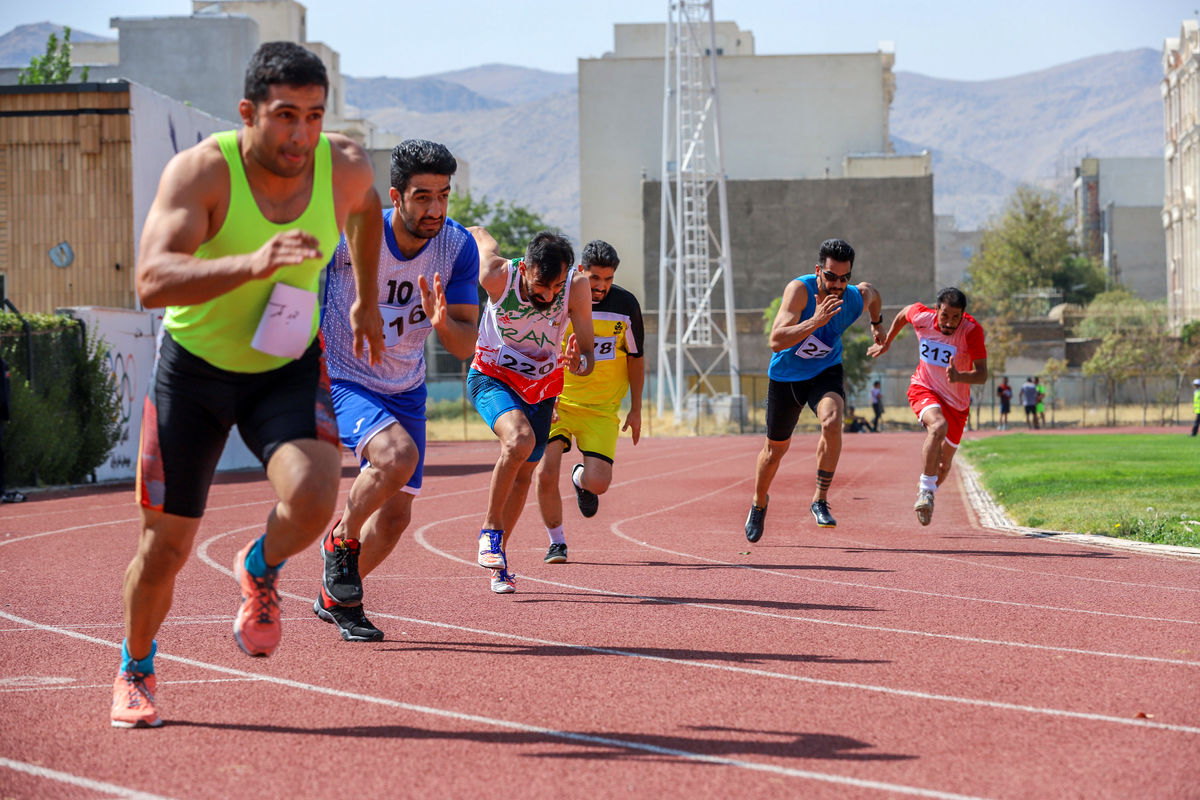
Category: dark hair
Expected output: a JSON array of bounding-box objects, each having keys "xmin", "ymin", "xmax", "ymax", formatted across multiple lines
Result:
[
  {"xmin": 525, "ymin": 231, "xmax": 575, "ymax": 284},
  {"xmin": 581, "ymin": 240, "xmax": 620, "ymax": 269},
  {"xmin": 244, "ymin": 42, "xmax": 328, "ymax": 105},
  {"xmin": 936, "ymin": 286, "xmax": 968, "ymax": 310},
  {"xmin": 818, "ymin": 238, "xmax": 855, "ymax": 267},
  {"xmin": 390, "ymin": 139, "xmax": 457, "ymax": 195}
]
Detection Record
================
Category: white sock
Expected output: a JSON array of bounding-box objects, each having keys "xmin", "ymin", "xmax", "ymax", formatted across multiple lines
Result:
[
  {"xmin": 919, "ymin": 474, "xmax": 938, "ymax": 493},
  {"xmin": 547, "ymin": 525, "xmax": 565, "ymax": 545},
  {"xmin": 572, "ymin": 465, "xmax": 584, "ymax": 490}
]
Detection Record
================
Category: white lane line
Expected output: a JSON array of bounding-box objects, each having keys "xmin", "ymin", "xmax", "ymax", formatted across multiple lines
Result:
[
  {"xmin": 0, "ymin": 678, "xmax": 261, "ymax": 694},
  {"xmin": 0, "ymin": 610, "xmax": 990, "ymax": 800},
  {"xmin": 0, "ymin": 756, "xmax": 175, "ymax": 800},
  {"xmin": 395, "ymin": 525, "xmax": 1200, "ymax": 733}
]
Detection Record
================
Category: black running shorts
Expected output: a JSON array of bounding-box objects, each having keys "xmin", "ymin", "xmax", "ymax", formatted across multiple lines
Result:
[
  {"xmin": 764, "ymin": 364, "xmax": 845, "ymax": 442},
  {"xmin": 137, "ymin": 331, "xmax": 338, "ymax": 518}
]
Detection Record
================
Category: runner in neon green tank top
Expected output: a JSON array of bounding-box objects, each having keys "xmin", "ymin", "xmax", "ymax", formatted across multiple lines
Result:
[{"xmin": 112, "ymin": 42, "xmax": 384, "ymax": 730}]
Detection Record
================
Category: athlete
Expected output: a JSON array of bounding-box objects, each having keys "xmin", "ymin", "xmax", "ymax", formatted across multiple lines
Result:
[
  {"xmin": 468, "ymin": 228, "xmax": 593, "ymax": 592},
  {"xmin": 867, "ymin": 287, "xmax": 988, "ymax": 526},
  {"xmin": 112, "ymin": 42, "xmax": 384, "ymax": 728},
  {"xmin": 313, "ymin": 140, "xmax": 479, "ymax": 641},
  {"xmin": 744, "ymin": 238, "xmax": 883, "ymax": 542},
  {"xmin": 534, "ymin": 240, "xmax": 644, "ymax": 563}
]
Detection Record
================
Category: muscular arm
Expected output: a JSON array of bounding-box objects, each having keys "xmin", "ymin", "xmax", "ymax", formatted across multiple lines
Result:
[
  {"xmin": 768, "ymin": 279, "xmax": 841, "ymax": 352},
  {"xmin": 331, "ymin": 134, "xmax": 384, "ymax": 365},
  {"xmin": 623, "ymin": 354, "xmax": 644, "ymax": 444},
  {"xmin": 565, "ymin": 272, "xmax": 594, "ymax": 376},
  {"xmin": 437, "ymin": 301, "xmax": 480, "ymax": 361},
  {"xmin": 857, "ymin": 281, "xmax": 886, "ymax": 345},
  {"xmin": 949, "ymin": 357, "xmax": 989, "ymax": 385},
  {"xmin": 866, "ymin": 305, "xmax": 913, "ymax": 358},
  {"xmin": 469, "ymin": 226, "xmax": 511, "ymax": 302},
  {"xmin": 136, "ymin": 143, "xmax": 322, "ymax": 308}
]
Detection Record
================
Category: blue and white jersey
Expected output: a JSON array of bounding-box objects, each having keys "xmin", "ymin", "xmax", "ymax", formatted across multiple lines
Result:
[
  {"xmin": 767, "ymin": 274, "xmax": 864, "ymax": 382},
  {"xmin": 322, "ymin": 211, "xmax": 479, "ymax": 395}
]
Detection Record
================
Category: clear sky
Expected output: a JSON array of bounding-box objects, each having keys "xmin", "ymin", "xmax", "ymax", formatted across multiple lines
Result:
[{"xmin": 1, "ymin": 0, "xmax": 1192, "ymax": 81}]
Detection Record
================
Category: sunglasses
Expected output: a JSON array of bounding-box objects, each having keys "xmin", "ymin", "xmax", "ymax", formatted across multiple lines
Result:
[{"xmin": 820, "ymin": 269, "xmax": 852, "ymax": 283}]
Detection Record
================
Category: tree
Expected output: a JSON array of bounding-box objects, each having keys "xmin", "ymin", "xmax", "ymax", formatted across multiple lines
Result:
[
  {"xmin": 1079, "ymin": 288, "xmax": 1168, "ymax": 425},
  {"xmin": 966, "ymin": 185, "xmax": 1080, "ymax": 318},
  {"xmin": 448, "ymin": 192, "xmax": 555, "ymax": 257},
  {"xmin": 19, "ymin": 26, "xmax": 88, "ymax": 85},
  {"xmin": 1041, "ymin": 356, "xmax": 1067, "ymax": 427}
]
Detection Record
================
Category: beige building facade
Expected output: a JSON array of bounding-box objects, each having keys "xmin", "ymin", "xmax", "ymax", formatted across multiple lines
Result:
[
  {"xmin": 579, "ymin": 22, "xmax": 898, "ymax": 302},
  {"xmin": 1163, "ymin": 20, "xmax": 1200, "ymax": 328}
]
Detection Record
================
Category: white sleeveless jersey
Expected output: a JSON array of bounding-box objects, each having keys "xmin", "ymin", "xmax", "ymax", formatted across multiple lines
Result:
[
  {"xmin": 322, "ymin": 213, "xmax": 478, "ymax": 394},
  {"xmin": 470, "ymin": 259, "xmax": 570, "ymax": 404}
]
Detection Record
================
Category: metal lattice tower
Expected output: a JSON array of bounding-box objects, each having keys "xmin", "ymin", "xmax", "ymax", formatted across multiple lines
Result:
[{"xmin": 656, "ymin": 0, "xmax": 740, "ymax": 418}]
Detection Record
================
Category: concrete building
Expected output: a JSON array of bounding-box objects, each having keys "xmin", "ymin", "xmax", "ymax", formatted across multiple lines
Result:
[
  {"xmin": 1072, "ymin": 156, "xmax": 1165, "ymax": 301},
  {"xmin": 579, "ymin": 22, "xmax": 909, "ymax": 305},
  {"xmin": 1163, "ymin": 20, "xmax": 1200, "ymax": 328},
  {"xmin": 934, "ymin": 215, "xmax": 983, "ymax": 290},
  {"xmin": 44, "ymin": 0, "xmax": 378, "ymax": 147}
]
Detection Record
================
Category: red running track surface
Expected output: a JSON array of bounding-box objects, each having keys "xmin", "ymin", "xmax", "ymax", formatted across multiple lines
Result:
[{"xmin": 0, "ymin": 431, "xmax": 1197, "ymax": 799}]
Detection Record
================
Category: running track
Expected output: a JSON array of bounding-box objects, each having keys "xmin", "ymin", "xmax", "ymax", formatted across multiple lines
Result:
[{"xmin": 1, "ymin": 431, "xmax": 1197, "ymax": 799}]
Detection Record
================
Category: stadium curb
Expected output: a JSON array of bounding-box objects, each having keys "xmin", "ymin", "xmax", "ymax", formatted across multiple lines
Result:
[{"xmin": 958, "ymin": 459, "xmax": 1200, "ymax": 561}]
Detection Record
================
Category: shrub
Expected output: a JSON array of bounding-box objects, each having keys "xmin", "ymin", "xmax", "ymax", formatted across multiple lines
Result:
[{"xmin": 1, "ymin": 314, "xmax": 120, "ymax": 486}]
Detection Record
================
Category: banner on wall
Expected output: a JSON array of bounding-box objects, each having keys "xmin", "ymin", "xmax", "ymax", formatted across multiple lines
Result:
[
  {"xmin": 65, "ymin": 307, "xmax": 259, "ymax": 483},
  {"xmin": 129, "ymin": 82, "xmax": 234, "ymax": 271}
]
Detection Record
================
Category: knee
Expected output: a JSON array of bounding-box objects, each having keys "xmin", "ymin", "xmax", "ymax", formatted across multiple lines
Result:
[
  {"xmin": 369, "ymin": 447, "xmax": 419, "ymax": 491},
  {"xmin": 135, "ymin": 538, "xmax": 190, "ymax": 580},
  {"xmin": 761, "ymin": 441, "xmax": 789, "ymax": 464},
  {"xmin": 926, "ymin": 417, "xmax": 949, "ymax": 440},
  {"xmin": 279, "ymin": 473, "xmax": 338, "ymax": 526},
  {"xmin": 500, "ymin": 428, "xmax": 535, "ymax": 461}
]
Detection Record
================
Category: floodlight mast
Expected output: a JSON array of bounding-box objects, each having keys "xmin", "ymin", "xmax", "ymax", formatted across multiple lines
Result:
[{"xmin": 656, "ymin": 0, "xmax": 740, "ymax": 419}]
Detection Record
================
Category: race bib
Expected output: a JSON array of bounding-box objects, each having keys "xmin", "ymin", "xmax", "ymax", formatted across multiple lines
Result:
[
  {"xmin": 497, "ymin": 344, "xmax": 558, "ymax": 378},
  {"xmin": 794, "ymin": 334, "xmax": 832, "ymax": 360},
  {"xmin": 251, "ymin": 282, "xmax": 316, "ymax": 359},
  {"xmin": 380, "ymin": 302, "xmax": 431, "ymax": 348},
  {"xmin": 918, "ymin": 337, "xmax": 957, "ymax": 367},
  {"xmin": 593, "ymin": 336, "xmax": 618, "ymax": 361}
]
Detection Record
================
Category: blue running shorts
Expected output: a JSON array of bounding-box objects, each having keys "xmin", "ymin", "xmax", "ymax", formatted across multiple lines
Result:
[
  {"xmin": 330, "ymin": 379, "xmax": 427, "ymax": 494},
  {"xmin": 467, "ymin": 368, "xmax": 556, "ymax": 462}
]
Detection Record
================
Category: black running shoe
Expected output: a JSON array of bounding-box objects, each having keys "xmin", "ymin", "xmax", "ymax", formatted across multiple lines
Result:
[
  {"xmin": 544, "ymin": 542, "xmax": 568, "ymax": 563},
  {"xmin": 312, "ymin": 599, "xmax": 384, "ymax": 642},
  {"xmin": 810, "ymin": 500, "xmax": 837, "ymax": 528},
  {"xmin": 321, "ymin": 527, "xmax": 363, "ymax": 605},
  {"xmin": 572, "ymin": 463, "xmax": 599, "ymax": 518},
  {"xmin": 745, "ymin": 496, "xmax": 768, "ymax": 543}
]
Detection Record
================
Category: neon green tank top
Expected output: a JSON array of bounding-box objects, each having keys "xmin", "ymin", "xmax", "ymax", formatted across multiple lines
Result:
[{"xmin": 163, "ymin": 130, "xmax": 338, "ymax": 373}]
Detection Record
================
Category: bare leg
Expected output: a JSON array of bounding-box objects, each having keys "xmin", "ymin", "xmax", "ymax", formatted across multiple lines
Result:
[
  {"xmin": 483, "ymin": 409, "xmax": 535, "ymax": 533},
  {"xmin": 812, "ymin": 393, "xmax": 844, "ymax": 502},
  {"xmin": 752, "ymin": 437, "xmax": 790, "ymax": 508},
  {"xmin": 578, "ymin": 455, "xmax": 613, "ymax": 495},
  {"xmin": 123, "ymin": 509, "xmax": 201, "ymax": 660},
  {"xmin": 535, "ymin": 441, "xmax": 568, "ymax": 530}
]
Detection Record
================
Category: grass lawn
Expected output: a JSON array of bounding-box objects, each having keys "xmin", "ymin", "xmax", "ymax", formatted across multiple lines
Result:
[{"xmin": 960, "ymin": 433, "xmax": 1200, "ymax": 549}]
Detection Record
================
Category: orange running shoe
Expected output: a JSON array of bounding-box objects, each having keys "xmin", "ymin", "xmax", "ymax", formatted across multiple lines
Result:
[
  {"xmin": 110, "ymin": 670, "xmax": 162, "ymax": 728},
  {"xmin": 233, "ymin": 541, "xmax": 281, "ymax": 657}
]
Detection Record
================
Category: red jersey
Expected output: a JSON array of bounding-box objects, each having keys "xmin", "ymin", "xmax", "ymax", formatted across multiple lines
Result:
[{"xmin": 906, "ymin": 303, "xmax": 987, "ymax": 411}]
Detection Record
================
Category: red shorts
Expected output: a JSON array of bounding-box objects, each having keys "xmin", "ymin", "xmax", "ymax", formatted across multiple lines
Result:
[{"xmin": 907, "ymin": 384, "xmax": 968, "ymax": 447}]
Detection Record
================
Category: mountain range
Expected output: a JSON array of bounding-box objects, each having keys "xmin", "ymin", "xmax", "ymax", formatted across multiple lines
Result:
[{"xmin": 2, "ymin": 23, "xmax": 1165, "ymax": 236}]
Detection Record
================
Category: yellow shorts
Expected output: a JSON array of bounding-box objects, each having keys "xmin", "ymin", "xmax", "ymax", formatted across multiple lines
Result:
[{"xmin": 548, "ymin": 400, "xmax": 619, "ymax": 462}]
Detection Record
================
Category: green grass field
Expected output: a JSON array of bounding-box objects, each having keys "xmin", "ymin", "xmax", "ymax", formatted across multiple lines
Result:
[{"xmin": 960, "ymin": 434, "xmax": 1200, "ymax": 549}]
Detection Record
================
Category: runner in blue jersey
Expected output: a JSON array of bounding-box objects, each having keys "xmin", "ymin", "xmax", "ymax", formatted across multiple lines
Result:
[
  {"xmin": 745, "ymin": 238, "xmax": 884, "ymax": 542},
  {"xmin": 314, "ymin": 140, "xmax": 480, "ymax": 641}
]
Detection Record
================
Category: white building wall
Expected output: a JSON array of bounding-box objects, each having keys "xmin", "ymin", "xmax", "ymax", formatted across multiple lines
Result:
[
  {"xmin": 580, "ymin": 46, "xmax": 893, "ymax": 300},
  {"xmin": 1096, "ymin": 157, "xmax": 1164, "ymax": 207},
  {"xmin": 1163, "ymin": 21, "xmax": 1200, "ymax": 328}
]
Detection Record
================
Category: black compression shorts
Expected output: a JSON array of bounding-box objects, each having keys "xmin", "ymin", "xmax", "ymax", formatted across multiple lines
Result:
[
  {"xmin": 764, "ymin": 364, "xmax": 845, "ymax": 442},
  {"xmin": 137, "ymin": 331, "xmax": 338, "ymax": 518}
]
